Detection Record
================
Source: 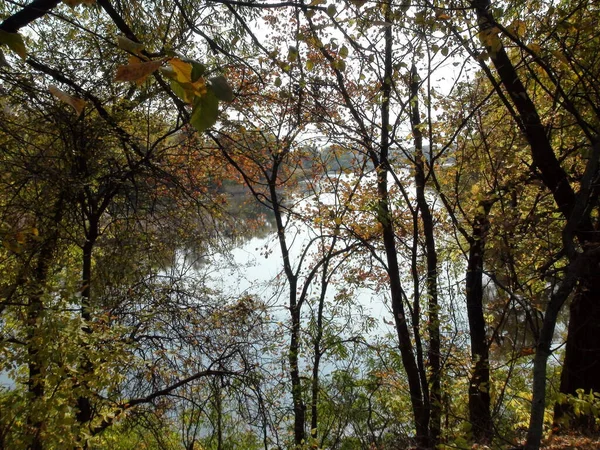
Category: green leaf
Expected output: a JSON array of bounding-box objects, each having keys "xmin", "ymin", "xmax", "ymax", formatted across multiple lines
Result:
[
  {"xmin": 274, "ymin": 76, "xmax": 282, "ymax": 87},
  {"xmin": 0, "ymin": 30, "xmax": 27, "ymax": 59},
  {"xmin": 339, "ymin": 45, "xmax": 349, "ymax": 58},
  {"xmin": 327, "ymin": 4, "xmax": 337, "ymax": 17},
  {"xmin": 334, "ymin": 59, "xmax": 346, "ymax": 71},
  {"xmin": 209, "ymin": 76, "xmax": 234, "ymax": 102},
  {"xmin": 191, "ymin": 61, "xmax": 206, "ymax": 82},
  {"xmin": 306, "ymin": 60, "xmax": 314, "ymax": 71},
  {"xmin": 288, "ymin": 45, "xmax": 298, "ymax": 62},
  {"xmin": 190, "ymin": 91, "xmax": 219, "ymax": 132},
  {"xmin": 170, "ymin": 80, "xmax": 190, "ymax": 102}
]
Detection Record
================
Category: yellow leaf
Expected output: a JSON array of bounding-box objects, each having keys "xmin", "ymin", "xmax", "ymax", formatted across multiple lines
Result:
[
  {"xmin": 169, "ymin": 58, "xmax": 193, "ymax": 84},
  {"xmin": 115, "ymin": 59, "xmax": 163, "ymax": 83},
  {"xmin": 48, "ymin": 85, "xmax": 86, "ymax": 116}
]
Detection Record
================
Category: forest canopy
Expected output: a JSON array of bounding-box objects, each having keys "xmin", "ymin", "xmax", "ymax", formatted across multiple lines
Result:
[{"xmin": 0, "ymin": 0, "xmax": 599, "ymax": 449}]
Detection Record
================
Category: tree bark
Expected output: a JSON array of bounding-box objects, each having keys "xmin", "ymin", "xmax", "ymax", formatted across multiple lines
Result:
[
  {"xmin": 465, "ymin": 202, "xmax": 494, "ymax": 443},
  {"xmin": 0, "ymin": 0, "xmax": 60, "ymax": 33},
  {"xmin": 26, "ymin": 199, "xmax": 64, "ymax": 450},
  {"xmin": 554, "ymin": 264, "xmax": 600, "ymax": 432},
  {"xmin": 410, "ymin": 64, "xmax": 441, "ymax": 446},
  {"xmin": 377, "ymin": 12, "xmax": 428, "ymax": 446}
]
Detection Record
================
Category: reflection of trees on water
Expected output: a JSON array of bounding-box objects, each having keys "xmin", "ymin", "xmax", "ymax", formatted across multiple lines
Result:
[{"xmin": 218, "ymin": 180, "xmax": 277, "ymax": 244}]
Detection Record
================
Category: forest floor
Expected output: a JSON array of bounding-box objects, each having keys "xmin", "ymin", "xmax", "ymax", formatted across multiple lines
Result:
[{"xmin": 539, "ymin": 434, "xmax": 600, "ymax": 449}]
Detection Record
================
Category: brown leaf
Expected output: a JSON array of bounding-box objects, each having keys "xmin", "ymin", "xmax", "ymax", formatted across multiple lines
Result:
[
  {"xmin": 48, "ymin": 85, "xmax": 86, "ymax": 116},
  {"xmin": 114, "ymin": 59, "xmax": 163, "ymax": 83}
]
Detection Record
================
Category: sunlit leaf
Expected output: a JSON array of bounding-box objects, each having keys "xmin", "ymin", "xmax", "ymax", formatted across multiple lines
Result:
[{"xmin": 169, "ymin": 57, "xmax": 193, "ymax": 84}]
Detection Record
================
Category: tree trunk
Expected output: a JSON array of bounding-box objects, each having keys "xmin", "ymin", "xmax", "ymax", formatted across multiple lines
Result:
[
  {"xmin": 410, "ymin": 64, "xmax": 441, "ymax": 446},
  {"xmin": 465, "ymin": 202, "xmax": 494, "ymax": 442},
  {"xmin": 554, "ymin": 264, "xmax": 600, "ymax": 432},
  {"xmin": 269, "ymin": 168, "xmax": 306, "ymax": 447},
  {"xmin": 525, "ymin": 261, "xmax": 582, "ymax": 450},
  {"xmin": 26, "ymin": 199, "xmax": 64, "ymax": 450},
  {"xmin": 376, "ymin": 7, "xmax": 429, "ymax": 446}
]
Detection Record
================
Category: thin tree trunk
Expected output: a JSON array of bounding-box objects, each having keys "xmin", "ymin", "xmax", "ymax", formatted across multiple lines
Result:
[
  {"xmin": 268, "ymin": 168, "xmax": 305, "ymax": 447},
  {"xmin": 26, "ymin": 199, "xmax": 64, "ymax": 450},
  {"xmin": 410, "ymin": 64, "xmax": 441, "ymax": 446},
  {"xmin": 465, "ymin": 202, "xmax": 494, "ymax": 442},
  {"xmin": 378, "ymin": 12, "xmax": 428, "ymax": 446},
  {"xmin": 310, "ymin": 257, "xmax": 331, "ymax": 442},
  {"xmin": 75, "ymin": 235, "xmax": 96, "ymax": 425},
  {"xmin": 525, "ymin": 263, "xmax": 582, "ymax": 450}
]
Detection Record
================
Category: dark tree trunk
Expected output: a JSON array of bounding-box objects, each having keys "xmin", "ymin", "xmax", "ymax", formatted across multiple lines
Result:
[
  {"xmin": 554, "ymin": 265, "xmax": 600, "ymax": 432},
  {"xmin": 410, "ymin": 64, "xmax": 441, "ymax": 446},
  {"xmin": 26, "ymin": 199, "xmax": 64, "ymax": 450},
  {"xmin": 268, "ymin": 168, "xmax": 306, "ymax": 447},
  {"xmin": 465, "ymin": 202, "xmax": 494, "ymax": 443},
  {"xmin": 375, "ymin": 7, "xmax": 429, "ymax": 447},
  {"xmin": 75, "ymin": 236, "xmax": 96, "ymax": 425}
]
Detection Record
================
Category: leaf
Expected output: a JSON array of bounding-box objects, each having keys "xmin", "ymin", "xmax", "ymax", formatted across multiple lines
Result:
[
  {"xmin": 339, "ymin": 45, "xmax": 349, "ymax": 58},
  {"xmin": 274, "ymin": 77, "xmax": 282, "ymax": 87},
  {"xmin": 306, "ymin": 60, "xmax": 314, "ymax": 71},
  {"xmin": 190, "ymin": 91, "xmax": 219, "ymax": 132},
  {"xmin": 436, "ymin": 12, "xmax": 451, "ymax": 20},
  {"xmin": 334, "ymin": 59, "xmax": 346, "ymax": 71},
  {"xmin": 169, "ymin": 57, "xmax": 193, "ymax": 83},
  {"xmin": 209, "ymin": 76, "xmax": 234, "ymax": 102},
  {"xmin": 170, "ymin": 80, "xmax": 193, "ymax": 103},
  {"xmin": 116, "ymin": 36, "xmax": 145, "ymax": 55},
  {"xmin": 288, "ymin": 46, "xmax": 298, "ymax": 62},
  {"xmin": 0, "ymin": 30, "xmax": 27, "ymax": 59},
  {"xmin": 49, "ymin": 85, "xmax": 86, "ymax": 116},
  {"xmin": 191, "ymin": 61, "xmax": 206, "ymax": 82},
  {"xmin": 529, "ymin": 43, "xmax": 542, "ymax": 54},
  {"xmin": 327, "ymin": 4, "xmax": 337, "ymax": 17},
  {"xmin": 115, "ymin": 59, "xmax": 163, "ymax": 83}
]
